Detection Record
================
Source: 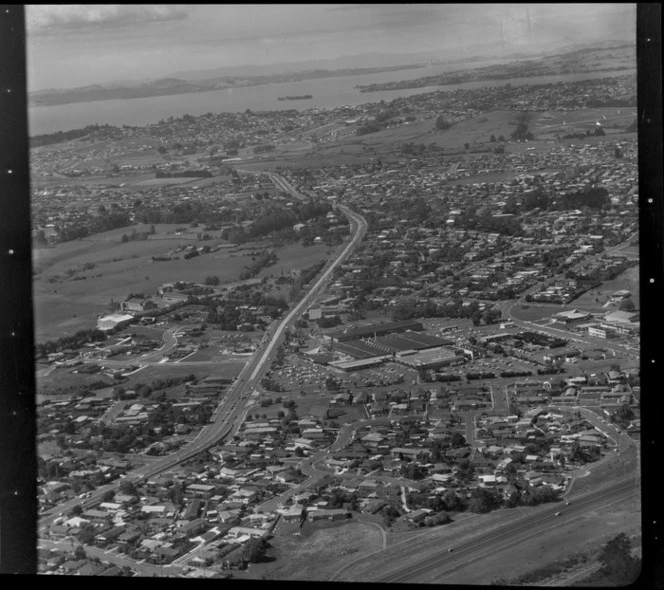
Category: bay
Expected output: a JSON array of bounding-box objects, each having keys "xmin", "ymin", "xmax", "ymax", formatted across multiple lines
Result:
[{"xmin": 28, "ymin": 67, "xmax": 634, "ymax": 136}]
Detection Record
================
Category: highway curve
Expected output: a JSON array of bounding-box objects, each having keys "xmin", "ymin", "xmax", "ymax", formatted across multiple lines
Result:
[{"xmin": 368, "ymin": 475, "xmax": 639, "ymax": 584}]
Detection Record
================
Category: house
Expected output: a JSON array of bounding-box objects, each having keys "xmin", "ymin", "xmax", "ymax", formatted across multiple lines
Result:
[
  {"xmin": 177, "ymin": 518, "xmax": 207, "ymax": 536},
  {"xmin": 308, "ymin": 509, "xmax": 352, "ymax": 521},
  {"xmin": 278, "ymin": 503, "xmax": 306, "ymax": 522},
  {"xmin": 122, "ymin": 297, "xmax": 156, "ymax": 313},
  {"xmin": 227, "ymin": 526, "xmax": 267, "ymax": 539},
  {"xmin": 61, "ymin": 559, "xmax": 87, "ymax": 574},
  {"xmin": 217, "ymin": 509, "xmax": 241, "ymax": 524},
  {"xmin": 95, "ymin": 526, "xmax": 126, "ymax": 547},
  {"xmin": 228, "ymin": 488, "xmax": 258, "ymax": 504},
  {"xmin": 363, "ymin": 499, "xmax": 387, "ymax": 514},
  {"xmin": 405, "ymin": 509, "xmax": 428, "ymax": 523},
  {"xmin": 118, "ymin": 529, "xmax": 141, "ymax": 548},
  {"xmin": 186, "ymin": 483, "xmax": 216, "ymax": 498},
  {"xmin": 77, "ymin": 562, "xmax": 107, "ymax": 576},
  {"xmin": 275, "ymin": 471, "xmax": 300, "ymax": 484},
  {"xmin": 182, "ymin": 498, "xmax": 203, "ymax": 520},
  {"xmin": 390, "ymin": 447, "xmax": 431, "ymax": 460}
]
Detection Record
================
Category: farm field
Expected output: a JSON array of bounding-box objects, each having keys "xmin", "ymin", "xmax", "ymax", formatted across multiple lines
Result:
[
  {"xmin": 126, "ymin": 176, "xmax": 204, "ymax": 187},
  {"xmin": 533, "ymin": 107, "xmax": 637, "ymax": 135},
  {"xmin": 36, "ymin": 367, "xmax": 114, "ymax": 395},
  {"xmin": 32, "ymin": 223, "xmax": 331, "ymax": 340},
  {"xmin": 175, "ymin": 347, "xmax": 246, "ymax": 363},
  {"xmin": 256, "ymin": 242, "xmax": 330, "ymax": 280},
  {"xmin": 32, "ymin": 224, "xmax": 219, "ymax": 269},
  {"xmin": 33, "ymin": 254, "xmax": 253, "ymax": 341},
  {"xmin": 121, "ymin": 360, "xmax": 245, "ymax": 390}
]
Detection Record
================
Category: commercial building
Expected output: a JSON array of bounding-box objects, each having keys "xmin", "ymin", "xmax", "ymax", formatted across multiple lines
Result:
[
  {"xmin": 325, "ymin": 320, "xmax": 424, "ymax": 343},
  {"xmin": 96, "ymin": 313, "xmax": 135, "ymax": 332}
]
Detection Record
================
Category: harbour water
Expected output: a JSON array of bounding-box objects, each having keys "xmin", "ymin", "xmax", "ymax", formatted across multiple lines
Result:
[{"xmin": 28, "ymin": 67, "xmax": 634, "ymax": 136}]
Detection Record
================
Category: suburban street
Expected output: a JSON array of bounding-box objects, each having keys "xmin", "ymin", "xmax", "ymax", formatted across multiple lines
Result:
[{"xmin": 38, "ymin": 539, "xmax": 186, "ymax": 577}]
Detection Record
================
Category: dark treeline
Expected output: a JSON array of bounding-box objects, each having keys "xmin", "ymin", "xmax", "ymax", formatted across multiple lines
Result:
[
  {"xmin": 29, "ymin": 124, "xmax": 121, "ymax": 148},
  {"xmin": 57, "ymin": 210, "xmax": 131, "ymax": 242},
  {"xmin": 356, "ymin": 108, "xmax": 400, "ymax": 135},
  {"xmin": 503, "ymin": 185, "xmax": 610, "ymax": 214},
  {"xmin": 36, "ymin": 328, "xmax": 107, "ymax": 359},
  {"xmin": 222, "ymin": 200, "xmax": 332, "ymax": 245},
  {"xmin": 205, "ymin": 290, "xmax": 288, "ymax": 330},
  {"xmin": 155, "ymin": 170, "xmax": 213, "ymax": 178},
  {"xmin": 239, "ymin": 250, "xmax": 278, "ymax": 280},
  {"xmin": 392, "ymin": 299, "xmax": 502, "ymax": 325}
]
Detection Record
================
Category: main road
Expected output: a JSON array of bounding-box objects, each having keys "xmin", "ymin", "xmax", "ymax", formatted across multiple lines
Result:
[
  {"xmin": 335, "ymin": 474, "xmax": 639, "ymax": 583},
  {"xmin": 39, "ymin": 173, "xmax": 367, "ymax": 531}
]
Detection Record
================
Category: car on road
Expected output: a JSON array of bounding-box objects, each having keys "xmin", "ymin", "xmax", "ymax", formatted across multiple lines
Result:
[
  {"xmin": 565, "ymin": 501, "xmax": 571, "ymax": 505},
  {"xmin": 555, "ymin": 511, "xmax": 562, "ymax": 516},
  {"xmin": 448, "ymin": 548, "xmax": 454, "ymax": 552}
]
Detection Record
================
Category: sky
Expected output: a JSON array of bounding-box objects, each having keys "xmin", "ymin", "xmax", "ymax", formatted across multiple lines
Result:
[{"xmin": 25, "ymin": 4, "xmax": 636, "ymax": 91}]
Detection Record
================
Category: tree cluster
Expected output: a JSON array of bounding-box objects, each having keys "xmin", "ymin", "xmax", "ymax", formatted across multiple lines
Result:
[
  {"xmin": 511, "ymin": 112, "xmax": 534, "ymax": 141},
  {"xmin": 36, "ymin": 328, "xmax": 107, "ymax": 359}
]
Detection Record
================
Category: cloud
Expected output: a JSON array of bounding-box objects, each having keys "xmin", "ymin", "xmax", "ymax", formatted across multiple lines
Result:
[{"xmin": 26, "ymin": 5, "xmax": 190, "ymax": 34}]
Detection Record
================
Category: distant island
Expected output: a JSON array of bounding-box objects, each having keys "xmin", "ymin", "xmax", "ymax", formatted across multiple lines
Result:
[
  {"xmin": 278, "ymin": 95, "xmax": 313, "ymax": 101},
  {"xmin": 354, "ymin": 43, "xmax": 636, "ymax": 93}
]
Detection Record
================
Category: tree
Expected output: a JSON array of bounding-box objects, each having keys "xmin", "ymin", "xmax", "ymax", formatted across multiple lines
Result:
[
  {"xmin": 442, "ymin": 490, "xmax": 464, "ymax": 512},
  {"xmin": 168, "ymin": 482, "xmax": 184, "ymax": 505},
  {"xmin": 468, "ymin": 487, "xmax": 501, "ymax": 514},
  {"xmin": 119, "ymin": 480, "xmax": 138, "ymax": 496},
  {"xmin": 242, "ymin": 537, "xmax": 268, "ymax": 563},
  {"xmin": 435, "ymin": 115, "xmax": 451, "ymax": 131},
  {"xmin": 74, "ymin": 545, "xmax": 87, "ymax": 560},
  {"xmin": 490, "ymin": 134, "xmax": 497, "ymax": 142},
  {"xmin": 78, "ymin": 523, "xmax": 96, "ymax": 545},
  {"xmin": 619, "ymin": 298, "xmax": 635, "ymax": 311},
  {"xmin": 204, "ymin": 275, "xmax": 220, "ymax": 286},
  {"xmin": 450, "ymin": 432, "xmax": 466, "ymax": 448},
  {"xmin": 71, "ymin": 504, "xmax": 83, "ymax": 516},
  {"xmin": 598, "ymin": 533, "xmax": 641, "ymax": 585},
  {"xmin": 612, "ymin": 404, "xmax": 634, "ymax": 425}
]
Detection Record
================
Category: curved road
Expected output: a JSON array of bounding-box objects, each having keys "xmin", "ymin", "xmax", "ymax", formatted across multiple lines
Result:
[{"xmin": 346, "ymin": 475, "xmax": 639, "ymax": 583}]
